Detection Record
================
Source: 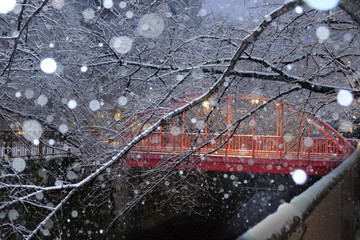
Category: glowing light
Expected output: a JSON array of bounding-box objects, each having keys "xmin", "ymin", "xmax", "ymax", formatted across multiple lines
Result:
[
  {"xmin": 89, "ymin": 100, "xmax": 100, "ymax": 111},
  {"xmin": 22, "ymin": 120, "xmax": 43, "ymax": 142},
  {"xmin": 40, "ymin": 58, "xmax": 57, "ymax": 74},
  {"xmin": 292, "ymin": 169, "xmax": 307, "ymax": 185},
  {"xmin": 81, "ymin": 65, "xmax": 88, "ymax": 72},
  {"xmin": 103, "ymin": 0, "xmax": 113, "ymax": 9},
  {"xmin": 337, "ymin": 89, "xmax": 353, "ymax": 107},
  {"xmin": 83, "ymin": 8, "xmax": 95, "ymax": 21},
  {"xmin": 198, "ymin": 9, "xmax": 207, "ymax": 17},
  {"xmin": 110, "ymin": 36, "xmax": 133, "ymax": 54},
  {"xmin": 125, "ymin": 11, "xmax": 134, "ymax": 18},
  {"xmin": 59, "ymin": 124, "xmax": 68, "ymax": 134},
  {"xmin": 138, "ymin": 13, "xmax": 164, "ymax": 38},
  {"xmin": 12, "ymin": 158, "xmax": 26, "ymax": 173},
  {"xmin": 316, "ymin": 26, "xmax": 330, "ymax": 40},
  {"xmin": 295, "ymin": 6, "xmax": 303, "ymax": 14},
  {"xmin": 119, "ymin": 1, "xmax": 127, "ymax": 8},
  {"xmin": 118, "ymin": 96, "xmax": 127, "ymax": 106},
  {"xmin": 114, "ymin": 113, "xmax": 121, "ymax": 120},
  {"xmin": 67, "ymin": 99, "xmax": 77, "ymax": 109},
  {"xmin": 37, "ymin": 95, "xmax": 48, "ymax": 106},
  {"xmin": 202, "ymin": 101, "xmax": 210, "ymax": 108},
  {"xmin": 304, "ymin": 0, "xmax": 340, "ymax": 10},
  {"xmin": 251, "ymin": 99, "xmax": 260, "ymax": 104},
  {"xmin": 0, "ymin": 0, "xmax": 16, "ymax": 14}
]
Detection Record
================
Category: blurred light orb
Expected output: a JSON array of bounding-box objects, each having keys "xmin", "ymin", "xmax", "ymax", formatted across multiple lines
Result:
[
  {"xmin": 0, "ymin": 0, "xmax": 16, "ymax": 14},
  {"xmin": 110, "ymin": 36, "xmax": 133, "ymax": 54},
  {"xmin": 316, "ymin": 26, "xmax": 330, "ymax": 40},
  {"xmin": 81, "ymin": 65, "xmax": 88, "ymax": 72},
  {"xmin": 119, "ymin": 1, "xmax": 127, "ymax": 8},
  {"xmin": 23, "ymin": 120, "xmax": 43, "ymax": 142},
  {"xmin": 118, "ymin": 96, "xmax": 128, "ymax": 106},
  {"xmin": 126, "ymin": 11, "xmax": 134, "ymax": 18},
  {"xmin": 295, "ymin": 6, "xmax": 303, "ymax": 14},
  {"xmin": 198, "ymin": 9, "xmax": 207, "ymax": 17},
  {"xmin": 304, "ymin": 0, "xmax": 340, "ymax": 10},
  {"xmin": 292, "ymin": 169, "xmax": 307, "ymax": 185},
  {"xmin": 83, "ymin": 8, "xmax": 95, "ymax": 21},
  {"xmin": 89, "ymin": 100, "xmax": 100, "ymax": 111},
  {"xmin": 40, "ymin": 58, "xmax": 57, "ymax": 74},
  {"xmin": 33, "ymin": 139, "xmax": 40, "ymax": 145},
  {"xmin": 103, "ymin": 0, "xmax": 113, "ymax": 9},
  {"xmin": 337, "ymin": 89, "xmax": 353, "ymax": 107},
  {"xmin": 67, "ymin": 99, "xmax": 77, "ymax": 109},
  {"xmin": 12, "ymin": 158, "xmax": 26, "ymax": 173},
  {"xmin": 52, "ymin": 0, "xmax": 65, "ymax": 9},
  {"xmin": 37, "ymin": 94, "xmax": 48, "ymax": 106},
  {"xmin": 59, "ymin": 124, "xmax": 68, "ymax": 134},
  {"xmin": 138, "ymin": 13, "xmax": 164, "ymax": 38}
]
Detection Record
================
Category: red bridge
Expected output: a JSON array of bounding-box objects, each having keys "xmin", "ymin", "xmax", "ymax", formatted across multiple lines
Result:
[
  {"xmin": 0, "ymin": 99, "xmax": 356, "ymax": 177},
  {"xmin": 127, "ymin": 99, "xmax": 357, "ymax": 176}
]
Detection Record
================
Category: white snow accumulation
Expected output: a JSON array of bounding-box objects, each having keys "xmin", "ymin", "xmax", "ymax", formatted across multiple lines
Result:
[{"xmin": 238, "ymin": 143, "xmax": 360, "ymax": 240}]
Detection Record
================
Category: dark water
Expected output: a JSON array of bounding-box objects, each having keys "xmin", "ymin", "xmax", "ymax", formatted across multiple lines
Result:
[{"xmin": 127, "ymin": 172, "xmax": 320, "ymax": 240}]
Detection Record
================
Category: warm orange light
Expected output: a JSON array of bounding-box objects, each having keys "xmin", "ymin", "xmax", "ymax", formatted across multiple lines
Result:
[
  {"xmin": 202, "ymin": 101, "xmax": 210, "ymax": 108},
  {"xmin": 251, "ymin": 99, "xmax": 260, "ymax": 104},
  {"xmin": 114, "ymin": 113, "xmax": 121, "ymax": 120}
]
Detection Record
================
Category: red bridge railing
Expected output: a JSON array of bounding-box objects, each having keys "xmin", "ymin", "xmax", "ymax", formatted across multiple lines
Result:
[{"xmin": 133, "ymin": 132, "xmax": 356, "ymax": 161}]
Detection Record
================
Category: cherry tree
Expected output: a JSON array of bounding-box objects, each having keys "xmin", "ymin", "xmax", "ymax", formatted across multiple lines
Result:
[{"xmin": 0, "ymin": 0, "xmax": 359, "ymax": 239}]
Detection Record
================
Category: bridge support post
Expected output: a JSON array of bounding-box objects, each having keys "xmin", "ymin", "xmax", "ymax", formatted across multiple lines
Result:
[
  {"xmin": 4, "ymin": 133, "xmax": 13, "ymax": 158},
  {"xmin": 252, "ymin": 115, "xmax": 255, "ymax": 158}
]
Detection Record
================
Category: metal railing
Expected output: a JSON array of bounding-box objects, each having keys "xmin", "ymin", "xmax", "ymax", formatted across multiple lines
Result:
[
  {"xmin": 134, "ymin": 132, "xmax": 356, "ymax": 160},
  {"xmin": 0, "ymin": 130, "xmax": 68, "ymax": 159}
]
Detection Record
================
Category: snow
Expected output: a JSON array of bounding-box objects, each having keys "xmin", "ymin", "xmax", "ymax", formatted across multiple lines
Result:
[
  {"xmin": 37, "ymin": 94, "xmax": 48, "ymax": 106},
  {"xmin": 304, "ymin": 0, "xmax": 340, "ymax": 10},
  {"xmin": 67, "ymin": 99, "xmax": 77, "ymax": 109},
  {"xmin": 295, "ymin": 6, "xmax": 303, "ymax": 14},
  {"xmin": 35, "ymin": 192, "xmax": 44, "ymax": 200},
  {"xmin": 316, "ymin": 26, "xmax": 330, "ymax": 40},
  {"xmin": 0, "ymin": 0, "xmax": 16, "ymax": 14},
  {"xmin": 291, "ymin": 169, "xmax": 307, "ymax": 185},
  {"xmin": 80, "ymin": 65, "xmax": 88, "ymax": 72},
  {"xmin": 199, "ymin": 9, "xmax": 207, "ymax": 17},
  {"xmin": 110, "ymin": 36, "xmax": 133, "ymax": 54},
  {"xmin": 8, "ymin": 209, "xmax": 19, "ymax": 221},
  {"xmin": 337, "ymin": 89, "xmax": 353, "ymax": 107},
  {"xmin": 52, "ymin": 0, "xmax": 65, "ymax": 9},
  {"xmin": 126, "ymin": 11, "xmax": 134, "ymax": 19},
  {"xmin": 118, "ymin": 96, "xmax": 127, "ymax": 106},
  {"xmin": 238, "ymin": 145, "xmax": 360, "ymax": 240},
  {"xmin": 83, "ymin": 8, "xmax": 95, "ymax": 21},
  {"xmin": 40, "ymin": 58, "xmax": 57, "ymax": 74},
  {"xmin": 103, "ymin": 0, "xmax": 113, "ymax": 9},
  {"xmin": 71, "ymin": 210, "xmax": 78, "ymax": 218},
  {"xmin": 12, "ymin": 158, "xmax": 26, "ymax": 173},
  {"xmin": 119, "ymin": 1, "xmax": 126, "ymax": 8},
  {"xmin": 22, "ymin": 120, "xmax": 43, "ymax": 142},
  {"xmin": 137, "ymin": 13, "xmax": 164, "ymax": 38},
  {"xmin": 25, "ymin": 89, "xmax": 34, "ymax": 99},
  {"xmin": 89, "ymin": 100, "xmax": 100, "ymax": 111},
  {"xmin": 59, "ymin": 124, "xmax": 68, "ymax": 134}
]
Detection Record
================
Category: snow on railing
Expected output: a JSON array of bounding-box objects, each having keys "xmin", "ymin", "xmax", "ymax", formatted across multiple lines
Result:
[
  {"xmin": 134, "ymin": 132, "xmax": 354, "ymax": 160},
  {"xmin": 0, "ymin": 130, "xmax": 68, "ymax": 159},
  {"xmin": 237, "ymin": 143, "xmax": 360, "ymax": 240}
]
